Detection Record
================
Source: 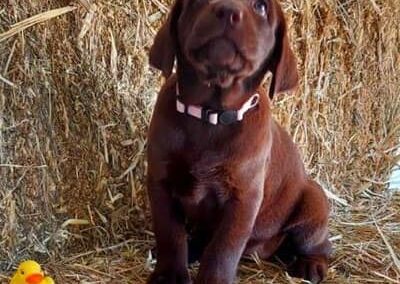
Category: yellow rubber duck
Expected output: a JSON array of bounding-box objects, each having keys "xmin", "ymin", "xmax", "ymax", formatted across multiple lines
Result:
[{"xmin": 10, "ymin": 260, "xmax": 55, "ymax": 284}]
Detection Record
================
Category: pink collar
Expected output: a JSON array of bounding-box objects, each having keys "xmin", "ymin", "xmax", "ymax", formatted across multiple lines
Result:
[{"xmin": 176, "ymin": 85, "xmax": 260, "ymax": 125}]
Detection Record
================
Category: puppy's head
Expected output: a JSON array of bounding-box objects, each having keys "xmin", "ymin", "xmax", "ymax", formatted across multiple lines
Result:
[{"xmin": 150, "ymin": 0, "xmax": 298, "ymax": 99}]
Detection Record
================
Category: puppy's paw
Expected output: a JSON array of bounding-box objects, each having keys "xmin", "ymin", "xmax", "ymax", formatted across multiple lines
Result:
[
  {"xmin": 288, "ymin": 255, "xmax": 328, "ymax": 284},
  {"xmin": 195, "ymin": 276, "xmax": 229, "ymax": 284},
  {"xmin": 147, "ymin": 269, "xmax": 191, "ymax": 284},
  {"xmin": 195, "ymin": 269, "xmax": 231, "ymax": 284}
]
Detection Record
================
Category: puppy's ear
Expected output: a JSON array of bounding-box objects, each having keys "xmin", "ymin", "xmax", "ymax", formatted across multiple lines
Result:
[
  {"xmin": 268, "ymin": 12, "xmax": 299, "ymax": 99},
  {"xmin": 149, "ymin": 1, "xmax": 182, "ymax": 78}
]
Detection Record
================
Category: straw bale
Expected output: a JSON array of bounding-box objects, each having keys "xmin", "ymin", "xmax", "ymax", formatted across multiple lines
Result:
[{"xmin": 0, "ymin": 0, "xmax": 399, "ymax": 283}]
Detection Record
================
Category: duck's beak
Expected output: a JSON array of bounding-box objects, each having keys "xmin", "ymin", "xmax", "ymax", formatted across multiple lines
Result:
[{"xmin": 26, "ymin": 273, "xmax": 44, "ymax": 284}]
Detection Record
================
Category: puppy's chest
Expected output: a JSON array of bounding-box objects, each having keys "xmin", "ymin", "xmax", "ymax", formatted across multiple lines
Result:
[{"xmin": 165, "ymin": 158, "xmax": 230, "ymax": 220}]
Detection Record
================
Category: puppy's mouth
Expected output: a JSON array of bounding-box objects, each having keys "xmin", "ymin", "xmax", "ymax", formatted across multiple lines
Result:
[{"xmin": 189, "ymin": 37, "xmax": 246, "ymax": 88}]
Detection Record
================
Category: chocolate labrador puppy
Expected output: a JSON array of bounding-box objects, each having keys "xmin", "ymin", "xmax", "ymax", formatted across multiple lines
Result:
[{"xmin": 146, "ymin": 0, "xmax": 331, "ymax": 283}]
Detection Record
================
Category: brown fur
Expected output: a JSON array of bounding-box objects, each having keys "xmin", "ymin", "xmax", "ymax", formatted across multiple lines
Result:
[{"xmin": 147, "ymin": 1, "xmax": 331, "ymax": 283}]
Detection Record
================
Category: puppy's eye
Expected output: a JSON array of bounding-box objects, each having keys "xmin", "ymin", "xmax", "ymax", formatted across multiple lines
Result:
[{"xmin": 253, "ymin": 0, "xmax": 267, "ymax": 16}]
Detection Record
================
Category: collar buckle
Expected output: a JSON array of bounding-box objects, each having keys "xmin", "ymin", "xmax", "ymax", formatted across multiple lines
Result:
[{"xmin": 218, "ymin": 110, "xmax": 238, "ymax": 125}]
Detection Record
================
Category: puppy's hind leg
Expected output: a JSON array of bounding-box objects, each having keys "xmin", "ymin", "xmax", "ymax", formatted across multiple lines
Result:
[{"xmin": 283, "ymin": 180, "xmax": 332, "ymax": 284}]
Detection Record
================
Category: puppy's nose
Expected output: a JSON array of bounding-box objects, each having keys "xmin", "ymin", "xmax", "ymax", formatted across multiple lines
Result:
[{"xmin": 213, "ymin": 4, "xmax": 243, "ymax": 26}]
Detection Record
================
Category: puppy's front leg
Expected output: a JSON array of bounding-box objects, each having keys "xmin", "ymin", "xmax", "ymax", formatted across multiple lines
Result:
[
  {"xmin": 195, "ymin": 183, "xmax": 263, "ymax": 284},
  {"xmin": 147, "ymin": 176, "xmax": 190, "ymax": 284}
]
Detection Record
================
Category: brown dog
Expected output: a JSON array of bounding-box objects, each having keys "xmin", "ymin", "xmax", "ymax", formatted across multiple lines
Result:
[{"xmin": 147, "ymin": 0, "xmax": 331, "ymax": 283}]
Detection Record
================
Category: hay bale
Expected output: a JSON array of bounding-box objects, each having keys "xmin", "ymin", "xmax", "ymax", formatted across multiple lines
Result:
[{"xmin": 0, "ymin": 0, "xmax": 399, "ymax": 283}]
